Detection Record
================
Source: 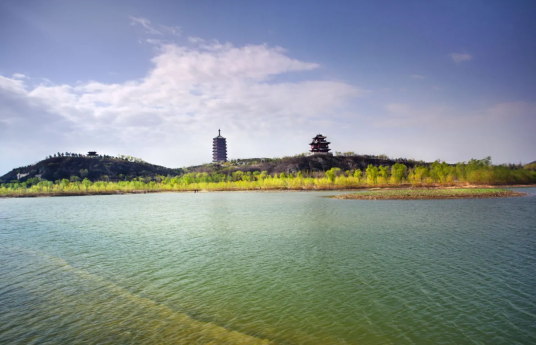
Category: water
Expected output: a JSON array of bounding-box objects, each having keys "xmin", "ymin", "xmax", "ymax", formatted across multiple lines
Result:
[{"xmin": 1, "ymin": 189, "xmax": 535, "ymax": 344}]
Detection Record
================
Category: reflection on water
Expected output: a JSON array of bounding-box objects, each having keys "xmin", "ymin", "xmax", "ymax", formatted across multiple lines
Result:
[{"xmin": 1, "ymin": 189, "xmax": 535, "ymax": 344}]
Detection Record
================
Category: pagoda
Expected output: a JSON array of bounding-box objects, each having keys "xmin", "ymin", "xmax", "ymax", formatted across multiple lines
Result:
[
  {"xmin": 212, "ymin": 129, "xmax": 228, "ymax": 162},
  {"xmin": 309, "ymin": 134, "xmax": 331, "ymax": 154}
]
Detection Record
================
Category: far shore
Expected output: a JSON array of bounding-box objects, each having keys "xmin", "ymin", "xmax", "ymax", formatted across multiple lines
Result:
[
  {"xmin": 333, "ymin": 188, "xmax": 528, "ymax": 200},
  {"xmin": 0, "ymin": 184, "xmax": 534, "ymax": 199}
]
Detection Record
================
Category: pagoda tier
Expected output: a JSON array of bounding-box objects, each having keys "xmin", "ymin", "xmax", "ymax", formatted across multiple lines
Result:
[
  {"xmin": 212, "ymin": 129, "xmax": 228, "ymax": 162},
  {"xmin": 309, "ymin": 134, "xmax": 331, "ymax": 154}
]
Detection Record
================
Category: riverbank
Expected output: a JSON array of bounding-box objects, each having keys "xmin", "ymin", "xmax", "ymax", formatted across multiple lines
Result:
[
  {"xmin": 0, "ymin": 185, "xmax": 533, "ymax": 198},
  {"xmin": 333, "ymin": 188, "xmax": 528, "ymax": 200}
]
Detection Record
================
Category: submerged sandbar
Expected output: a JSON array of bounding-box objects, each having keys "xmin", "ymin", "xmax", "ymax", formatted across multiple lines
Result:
[{"xmin": 333, "ymin": 188, "xmax": 528, "ymax": 200}]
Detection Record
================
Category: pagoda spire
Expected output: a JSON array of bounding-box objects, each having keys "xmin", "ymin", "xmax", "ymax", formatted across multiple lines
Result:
[{"xmin": 213, "ymin": 129, "xmax": 227, "ymax": 162}]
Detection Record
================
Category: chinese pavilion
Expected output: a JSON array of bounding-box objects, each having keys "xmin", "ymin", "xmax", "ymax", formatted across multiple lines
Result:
[
  {"xmin": 309, "ymin": 134, "xmax": 331, "ymax": 154},
  {"xmin": 212, "ymin": 129, "xmax": 228, "ymax": 162}
]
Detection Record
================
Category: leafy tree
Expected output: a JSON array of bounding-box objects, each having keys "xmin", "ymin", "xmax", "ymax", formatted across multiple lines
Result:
[
  {"xmin": 325, "ymin": 167, "xmax": 341, "ymax": 182},
  {"xmin": 430, "ymin": 161, "xmax": 452, "ymax": 183},
  {"xmin": 26, "ymin": 177, "xmax": 40, "ymax": 186},
  {"xmin": 82, "ymin": 178, "xmax": 92, "ymax": 191},
  {"xmin": 409, "ymin": 165, "xmax": 429, "ymax": 184},
  {"xmin": 379, "ymin": 166, "xmax": 390, "ymax": 180},
  {"xmin": 366, "ymin": 165, "xmax": 378, "ymax": 185},
  {"xmin": 391, "ymin": 163, "xmax": 407, "ymax": 184},
  {"xmin": 60, "ymin": 179, "xmax": 70, "ymax": 189},
  {"xmin": 232, "ymin": 171, "xmax": 244, "ymax": 181}
]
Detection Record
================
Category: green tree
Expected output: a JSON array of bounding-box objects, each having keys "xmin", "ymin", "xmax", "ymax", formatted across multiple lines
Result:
[
  {"xmin": 232, "ymin": 171, "xmax": 244, "ymax": 181},
  {"xmin": 430, "ymin": 161, "xmax": 451, "ymax": 183},
  {"xmin": 366, "ymin": 165, "xmax": 378, "ymax": 185},
  {"xmin": 325, "ymin": 167, "xmax": 341, "ymax": 182},
  {"xmin": 82, "ymin": 178, "xmax": 92, "ymax": 191},
  {"xmin": 410, "ymin": 165, "xmax": 429, "ymax": 184},
  {"xmin": 391, "ymin": 163, "xmax": 407, "ymax": 184},
  {"xmin": 379, "ymin": 166, "xmax": 390, "ymax": 180},
  {"xmin": 60, "ymin": 179, "xmax": 70, "ymax": 189}
]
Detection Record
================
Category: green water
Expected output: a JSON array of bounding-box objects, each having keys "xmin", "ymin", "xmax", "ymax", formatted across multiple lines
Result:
[{"xmin": 1, "ymin": 189, "xmax": 535, "ymax": 344}]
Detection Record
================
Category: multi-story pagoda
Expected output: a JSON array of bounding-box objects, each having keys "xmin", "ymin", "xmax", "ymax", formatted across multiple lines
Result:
[
  {"xmin": 309, "ymin": 134, "xmax": 331, "ymax": 154},
  {"xmin": 212, "ymin": 129, "xmax": 228, "ymax": 162}
]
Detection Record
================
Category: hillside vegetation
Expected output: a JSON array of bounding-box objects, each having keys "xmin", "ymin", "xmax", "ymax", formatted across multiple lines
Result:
[
  {"xmin": 525, "ymin": 161, "xmax": 536, "ymax": 171},
  {"xmin": 1, "ymin": 153, "xmax": 182, "ymax": 183},
  {"xmin": 1, "ymin": 155, "xmax": 535, "ymax": 197},
  {"xmin": 1, "ymin": 152, "xmax": 418, "ymax": 183}
]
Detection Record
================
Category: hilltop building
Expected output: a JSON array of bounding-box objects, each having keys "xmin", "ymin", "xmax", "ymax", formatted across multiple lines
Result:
[
  {"xmin": 212, "ymin": 129, "xmax": 228, "ymax": 162},
  {"xmin": 309, "ymin": 134, "xmax": 331, "ymax": 154}
]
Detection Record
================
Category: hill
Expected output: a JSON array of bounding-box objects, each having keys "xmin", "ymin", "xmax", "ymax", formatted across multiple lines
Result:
[
  {"xmin": 1, "ymin": 153, "xmax": 421, "ymax": 183},
  {"xmin": 188, "ymin": 154, "xmax": 421, "ymax": 175},
  {"xmin": 525, "ymin": 161, "xmax": 536, "ymax": 170},
  {"xmin": 1, "ymin": 155, "xmax": 183, "ymax": 183}
]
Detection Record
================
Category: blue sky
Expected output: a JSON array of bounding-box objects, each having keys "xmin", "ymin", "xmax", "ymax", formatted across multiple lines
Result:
[{"xmin": 1, "ymin": 0, "xmax": 535, "ymax": 174}]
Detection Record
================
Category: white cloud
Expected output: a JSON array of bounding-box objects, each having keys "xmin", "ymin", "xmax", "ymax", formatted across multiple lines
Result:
[
  {"xmin": 160, "ymin": 25, "xmax": 181, "ymax": 36},
  {"xmin": 449, "ymin": 53, "xmax": 473, "ymax": 63},
  {"xmin": 129, "ymin": 16, "xmax": 181, "ymax": 36},
  {"xmin": 0, "ymin": 75, "xmax": 27, "ymax": 93},
  {"xmin": 129, "ymin": 16, "xmax": 162, "ymax": 35},
  {"xmin": 12, "ymin": 73, "xmax": 27, "ymax": 79},
  {"xmin": 188, "ymin": 37, "xmax": 206, "ymax": 44},
  {"xmin": 145, "ymin": 38, "xmax": 167, "ymax": 45},
  {"xmin": 0, "ymin": 40, "xmax": 362, "ymax": 172}
]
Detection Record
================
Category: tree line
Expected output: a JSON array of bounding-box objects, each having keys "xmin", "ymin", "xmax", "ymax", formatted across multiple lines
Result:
[
  {"xmin": 45, "ymin": 152, "xmax": 146, "ymax": 163},
  {"xmin": 1, "ymin": 157, "xmax": 534, "ymax": 196}
]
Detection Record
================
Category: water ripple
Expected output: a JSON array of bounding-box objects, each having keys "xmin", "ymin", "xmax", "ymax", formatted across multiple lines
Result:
[{"xmin": 1, "ymin": 190, "xmax": 536, "ymax": 344}]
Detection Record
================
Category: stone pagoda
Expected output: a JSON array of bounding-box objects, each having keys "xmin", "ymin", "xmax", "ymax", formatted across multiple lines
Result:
[
  {"xmin": 212, "ymin": 129, "xmax": 228, "ymax": 162},
  {"xmin": 309, "ymin": 134, "xmax": 331, "ymax": 155}
]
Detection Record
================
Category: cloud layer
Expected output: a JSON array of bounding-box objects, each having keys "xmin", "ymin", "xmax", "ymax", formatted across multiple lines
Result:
[{"xmin": 0, "ymin": 39, "xmax": 362, "ymax": 172}]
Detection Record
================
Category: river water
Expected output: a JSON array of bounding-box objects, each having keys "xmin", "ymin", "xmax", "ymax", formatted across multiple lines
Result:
[{"xmin": 1, "ymin": 189, "xmax": 535, "ymax": 344}]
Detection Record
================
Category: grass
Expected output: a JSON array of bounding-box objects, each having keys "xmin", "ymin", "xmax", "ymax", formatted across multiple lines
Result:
[{"xmin": 333, "ymin": 188, "xmax": 528, "ymax": 200}]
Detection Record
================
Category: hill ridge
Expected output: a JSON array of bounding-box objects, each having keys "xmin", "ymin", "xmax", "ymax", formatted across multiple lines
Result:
[{"xmin": 1, "ymin": 154, "xmax": 422, "ymax": 183}]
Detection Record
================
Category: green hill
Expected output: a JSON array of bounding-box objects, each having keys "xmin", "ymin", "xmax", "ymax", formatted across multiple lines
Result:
[
  {"xmin": 1, "ymin": 153, "xmax": 419, "ymax": 183},
  {"xmin": 525, "ymin": 161, "xmax": 536, "ymax": 170},
  {"xmin": 188, "ymin": 154, "xmax": 421, "ymax": 176},
  {"xmin": 1, "ymin": 155, "xmax": 183, "ymax": 183}
]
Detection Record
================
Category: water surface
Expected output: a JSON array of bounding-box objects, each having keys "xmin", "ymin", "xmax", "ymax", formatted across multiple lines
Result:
[{"xmin": 1, "ymin": 189, "xmax": 535, "ymax": 344}]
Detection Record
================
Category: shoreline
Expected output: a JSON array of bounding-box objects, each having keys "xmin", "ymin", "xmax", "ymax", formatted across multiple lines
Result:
[
  {"xmin": 333, "ymin": 188, "xmax": 528, "ymax": 200},
  {"xmin": 1, "ymin": 184, "xmax": 534, "ymax": 199}
]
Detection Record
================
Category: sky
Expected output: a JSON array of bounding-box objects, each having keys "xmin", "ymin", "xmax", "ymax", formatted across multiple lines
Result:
[{"xmin": 1, "ymin": 0, "xmax": 535, "ymax": 174}]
